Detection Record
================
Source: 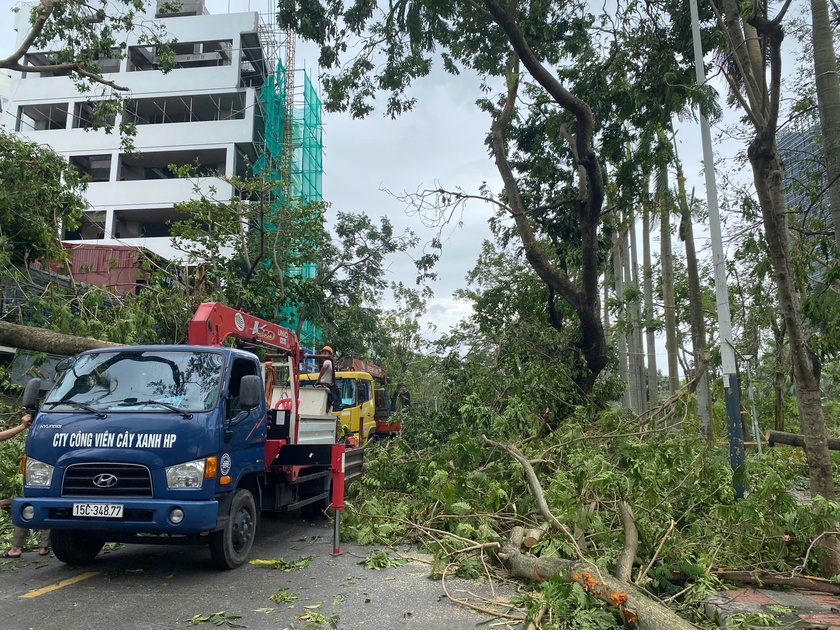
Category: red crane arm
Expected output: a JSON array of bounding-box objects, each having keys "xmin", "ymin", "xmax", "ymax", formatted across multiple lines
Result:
[
  {"xmin": 343, "ymin": 358, "xmax": 389, "ymax": 382},
  {"xmin": 188, "ymin": 302, "xmax": 301, "ymax": 360}
]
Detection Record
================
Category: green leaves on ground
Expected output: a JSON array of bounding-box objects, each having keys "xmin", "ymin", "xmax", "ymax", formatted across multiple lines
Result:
[
  {"xmin": 186, "ymin": 611, "xmax": 244, "ymax": 627},
  {"xmin": 249, "ymin": 555, "xmax": 313, "ymax": 571},
  {"xmin": 343, "ymin": 410, "xmax": 840, "ymax": 623},
  {"xmin": 269, "ymin": 588, "xmax": 299, "ymax": 603},
  {"xmin": 359, "ymin": 549, "xmax": 410, "ymax": 570}
]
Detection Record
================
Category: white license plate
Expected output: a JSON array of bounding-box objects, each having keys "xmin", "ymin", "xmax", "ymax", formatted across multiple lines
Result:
[{"xmin": 72, "ymin": 503, "xmax": 124, "ymax": 518}]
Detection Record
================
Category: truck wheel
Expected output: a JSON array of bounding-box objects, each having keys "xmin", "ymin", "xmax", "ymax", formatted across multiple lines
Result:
[
  {"xmin": 209, "ymin": 488, "xmax": 257, "ymax": 569},
  {"xmin": 51, "ymin": 530, "xmax": 105, "ymax": 565}
]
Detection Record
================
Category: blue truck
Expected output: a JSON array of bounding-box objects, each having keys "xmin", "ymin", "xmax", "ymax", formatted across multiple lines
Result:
[{"xmin": 12, "ymin": 303, "xmax": 347, "ymax": 569}]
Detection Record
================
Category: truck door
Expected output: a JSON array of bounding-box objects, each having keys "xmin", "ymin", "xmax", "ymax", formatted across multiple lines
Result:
[
  {"xmin": 223, "ymin": 357, "xmax": 265, "ymax": 479},
  {"xmin": 357, "ymin": 379, "xmax": 374, "ymax": 442}
]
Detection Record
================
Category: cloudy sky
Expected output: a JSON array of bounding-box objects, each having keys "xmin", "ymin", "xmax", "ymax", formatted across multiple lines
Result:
[{"xmin": 0, "ymin": 0, "xmax": 749, "ymax": 354}]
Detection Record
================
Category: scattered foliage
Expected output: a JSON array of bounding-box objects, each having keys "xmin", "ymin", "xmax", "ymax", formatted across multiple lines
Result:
[
  {"xmin": 186, "ymin": 611, "xmax": 244, "ymax": 627},
  {"xmin": 269, "ymin": 588, "xmax": 299, "ymax": 603},
  {"xmin": 295, "ymin": 604, "xmax": 339, "ymax": 630},
  {"xmin": 249, "ymin": 555, "xmax": 313, "ymax": 571},
  {"xmin": 359, "ymin": 549, "xmax": 411, "ymax": 570}
]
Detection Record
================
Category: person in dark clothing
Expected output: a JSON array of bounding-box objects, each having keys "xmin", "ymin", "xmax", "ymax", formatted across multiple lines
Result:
[{"xmin": 398, "ymin": 384, "xmax": 411, "ymax": 409}]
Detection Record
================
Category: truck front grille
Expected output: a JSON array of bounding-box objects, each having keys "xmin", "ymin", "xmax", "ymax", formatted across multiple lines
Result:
[{"xmin": 62, "ymin": 463, "xmax": 153, "ymax": 498}]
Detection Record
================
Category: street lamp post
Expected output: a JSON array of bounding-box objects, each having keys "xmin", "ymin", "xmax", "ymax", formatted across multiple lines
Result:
[{"xmin": 689, "ymin": 0, "xmax": 745, "ymax": 496}]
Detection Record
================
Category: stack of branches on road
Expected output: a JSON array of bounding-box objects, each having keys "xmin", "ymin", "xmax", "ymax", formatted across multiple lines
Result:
[{"xmin": 343, "ymin": 407, "xmax": 840, "ymax": 628}]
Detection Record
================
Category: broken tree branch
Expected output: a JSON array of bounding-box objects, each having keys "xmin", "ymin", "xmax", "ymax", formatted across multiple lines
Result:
[
  {"xmin": 766, "ymin": 430, "xmax": 840, "ymax": 451},
  {"xmin": 441, "ymin": 562, "xmax": 526, "ymax": 621},
  {"xmin": 636, "ymin": 520, "xmax": 676, "ymax": 585},
  {"xmin": 616, "ymin": 501, "xmax": 638, "ymax": 582},
  {"xmin": 498, "ymin": 527, "xmax": 697, "ymax": 630},
  {"xmin": 482, "ymin": 435, "xmax": 587, "ymax": 563},
  {"xmin": 710, "ymin": 570, "xmax": 840, "ymax": 594}
]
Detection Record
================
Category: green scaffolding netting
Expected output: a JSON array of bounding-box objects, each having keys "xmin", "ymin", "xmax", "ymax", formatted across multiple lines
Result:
[
  {"xmin": 256, "ymin": 60, "xmax": 324, "ymax": 346},
  {"xmin": 257, "ymin": 60, "xmax": 323, "ymax": 203}
]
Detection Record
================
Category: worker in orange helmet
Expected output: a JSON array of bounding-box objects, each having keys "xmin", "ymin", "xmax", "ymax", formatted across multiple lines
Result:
[{"xmin": 315, "ymin": 346, "xmax": 339, "ymax": 412}]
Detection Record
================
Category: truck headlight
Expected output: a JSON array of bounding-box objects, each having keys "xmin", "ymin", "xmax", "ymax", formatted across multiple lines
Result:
[
  {"xmin": 166, "ymin": 459, "xmax": 206, "ymax": 489},
  {"xmin": 25, "ymin": 458, "xmax": 54, "ymax": 487}
]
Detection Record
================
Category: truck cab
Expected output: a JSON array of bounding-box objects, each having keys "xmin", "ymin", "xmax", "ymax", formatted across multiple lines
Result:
[{"xmin": 12, "ymin": 303, "xmax": 346, "ymax": 569}]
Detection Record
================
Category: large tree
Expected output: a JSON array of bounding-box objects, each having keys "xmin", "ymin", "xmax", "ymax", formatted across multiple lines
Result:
[
  {"xmin": 716, "ymin": 0, "xmax": 840, "ymax": 575},
  {"xmin": 808, "ymin": 0, "xmax": 840, "ymax": 251},
  {"xmin": 0, "ymin": 129, "xmax": 86, "ymax": 264},
  {"xmin": 278, "ymin": 0, "xmax": 616, "ymax": 395}
]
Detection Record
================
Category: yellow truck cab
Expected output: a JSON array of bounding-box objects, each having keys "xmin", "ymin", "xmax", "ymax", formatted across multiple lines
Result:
[
  {"xmin": 300, "ymin": 369, "xmax": 378, "ymax": 445},
  {"xmin": 299, "ymin": 358, "xmax": 395, "ymax": 445}
]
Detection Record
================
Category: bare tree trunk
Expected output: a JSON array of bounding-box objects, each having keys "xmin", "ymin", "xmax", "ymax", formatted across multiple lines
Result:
[
  {"xmin": 657, "ymin": 168, "xmax": 680, "ymax": 397},
  {"xmin": 716, "ymin": 0, "xmax": 840, "ymax": 572},
  {"xmin": 771, "ymin": 314, "xmax": 787, "ymax": 432},
  {"xmin": 604, "ymin": 272, "xmax": 611, "ymax": 341},
  {"xmin": 0, "ymin": 321, "xmax": 118, "ymax": 355},
  {"xmin": 622, "ymin": 218, "xmax": 644, "ymax": 414},
  {"xmin": 749, "ymin": 114, "xmax": 840, "ymax": 576},
  {"xmin": 642, "ymin": 199, "xmax": 659, "ymax": 407},
  {"xmin": 614, "ymin": 237, "xmax": 629, "ymax": 409},
  {"xmin": 675, "ymin": 153, "xmax": 712, "ymax": 438},
  {"xmin": 629, "ymin": 215, "xmax": 647, "ymax": 412},
  {"xmin": 487, "ymin": 52, "xmax": 608, "ymax": 394},
  {"xmin": 810, "ymin": 0, "xmax": 840, "ymax": 251}
]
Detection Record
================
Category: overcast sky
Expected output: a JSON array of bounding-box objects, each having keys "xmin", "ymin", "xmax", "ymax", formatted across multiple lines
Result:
[{"xmin": 0, "ymin": 0, "xmax": 753, "ymax": 357}]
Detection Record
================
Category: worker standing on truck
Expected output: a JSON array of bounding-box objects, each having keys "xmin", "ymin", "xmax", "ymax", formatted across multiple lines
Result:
[{"xmin": 315, "ymin": 346, "xmax": 340, "ymax": 412}]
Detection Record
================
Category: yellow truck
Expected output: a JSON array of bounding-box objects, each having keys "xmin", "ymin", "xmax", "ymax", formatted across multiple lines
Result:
[{"xmin": 299, "ymin": 359, "xmax": 396, "ymax": 445}]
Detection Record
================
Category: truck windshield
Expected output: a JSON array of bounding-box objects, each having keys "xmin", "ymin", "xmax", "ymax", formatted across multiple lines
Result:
[{"xmin": 44, "ymin": 350, "xmax": 223, "ymax": 413}]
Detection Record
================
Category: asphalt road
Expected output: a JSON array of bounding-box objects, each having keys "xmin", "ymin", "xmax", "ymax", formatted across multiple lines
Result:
[{"xmin": 0, "ymin": 514, "xmax": 518, "ymax": 630}]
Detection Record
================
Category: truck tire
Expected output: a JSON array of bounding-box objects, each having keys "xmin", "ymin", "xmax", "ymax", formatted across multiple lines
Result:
[
  {"xmin": 209, "ymin": 488, "xmax": 257, "ymax": 569},
  {"xmin": 51, "ymin": 530, "xmax": 105, "ymax": 565}
]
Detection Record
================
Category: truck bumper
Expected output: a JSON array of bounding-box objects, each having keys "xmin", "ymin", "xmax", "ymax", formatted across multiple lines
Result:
[{"xmin": 11, "ymin": 497, "xmax": 220, "ymax": 534}]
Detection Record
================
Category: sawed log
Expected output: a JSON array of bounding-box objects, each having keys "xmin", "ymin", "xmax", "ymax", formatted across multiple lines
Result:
[
  {"xmin": 498, "ymin": 527, "xmax": 696, "ymax": 630},
  {"xmin": 0, "ymin": 321, "xmax": 118, "ymax": 356},
  {"xmin": 765, "ymin": 430, "xmax": 840, "ymax": 451},
  {"xmin": 522, "ymin": 522, "xmax": 548, "ymax": 549}
]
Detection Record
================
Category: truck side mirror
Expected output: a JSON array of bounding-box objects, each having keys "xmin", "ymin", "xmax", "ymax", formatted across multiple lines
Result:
[
  {"xmin": 238, "ymin": 375, "xmax": 262, "ymax": 409},
  {"xmin": 23, "ymin": 378, "xmax": 42, "ymax": 410},
  {"xmin": 55, "ymin": 356, "xmax": 75, "ymax": 373}
]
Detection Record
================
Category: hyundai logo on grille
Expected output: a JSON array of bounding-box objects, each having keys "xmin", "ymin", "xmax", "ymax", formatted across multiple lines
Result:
[{"xmin": 92, "ymin": 473, "xmax": 118, "ymax": 488}]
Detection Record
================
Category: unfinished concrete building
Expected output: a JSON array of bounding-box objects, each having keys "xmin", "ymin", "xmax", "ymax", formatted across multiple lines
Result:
[{"xmin": 6, "ymin": 0, "xmax": 322, "ymax": 267}]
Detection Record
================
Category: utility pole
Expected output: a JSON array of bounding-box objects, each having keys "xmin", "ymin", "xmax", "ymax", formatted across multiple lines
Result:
[{"xmin": 689, "ymin": 0, "xmax": 745, "ymax": 496}]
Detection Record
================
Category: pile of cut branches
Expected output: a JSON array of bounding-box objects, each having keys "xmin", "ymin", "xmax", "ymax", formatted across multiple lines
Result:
[{"xmin": 343, "ymin": 409, "xmax": 840, "ymax": 628}]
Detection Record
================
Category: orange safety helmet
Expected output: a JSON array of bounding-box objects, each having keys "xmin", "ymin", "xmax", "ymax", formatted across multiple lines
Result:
[{"xmin": 321, "ymin": 346, "xmax": 333, "ymax": 354}]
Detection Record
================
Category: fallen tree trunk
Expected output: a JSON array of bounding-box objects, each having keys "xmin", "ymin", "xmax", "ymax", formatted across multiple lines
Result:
[
  {"xmin": 0, "ymin": 321, "xmax": 118, "ymax": 356},
  {"xmin": 522, "ymin": 522, "xmax": 548, "ymax": 549},
  {"xmin": 711, "ymin": 570, "xmax": 840, "ymax": 594},
  {"xmin": 483, "ymin": 436, "xmax": 696, "ymax": 630},
  {"xmin": 765, "ymin": 430, "xmax": 840, "ymax": 451},
  {"xmin": 498, "ymin": 527, "xmax": 696, "ymax": 630}
]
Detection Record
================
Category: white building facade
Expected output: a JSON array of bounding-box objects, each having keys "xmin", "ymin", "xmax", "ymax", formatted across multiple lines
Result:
[{"xmin": 7, "ymin": 0, "xmax": 274, "ymax": 260}]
